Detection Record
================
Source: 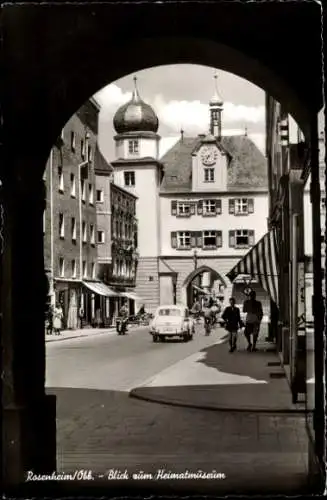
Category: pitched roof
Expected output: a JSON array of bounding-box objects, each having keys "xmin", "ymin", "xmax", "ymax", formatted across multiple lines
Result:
[
  {"xmin": 160, "ymin": 135, "xmax": 268, "ymax": 193},
  {"xmin": 94, "ymin": 144, "xmax": 113, "ymax": 174}
]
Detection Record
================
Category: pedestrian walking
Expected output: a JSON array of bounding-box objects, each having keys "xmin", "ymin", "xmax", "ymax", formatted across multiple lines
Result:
[
  {"xmin": 53, "ymin": 302, "xmax": 63, "ymax": 335},
  {"xmin": 243, "ymin": 290, "xmax": 263, "ymax": 352},
  {"xmin": 46, "ymin": 304, "xmax": 53, "ymax": 335},
  {"xmin": 221, "ymin": 297, "xmax": 243, "ymax": 352},
  {"xmin": 202, "ymin": 300, "xmax": 212, "ymax": 335}
]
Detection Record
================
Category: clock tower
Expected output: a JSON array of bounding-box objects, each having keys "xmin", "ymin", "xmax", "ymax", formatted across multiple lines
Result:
[{"xmin": 209, "ymin": 73, "xmax": 224, "ymax": 140}]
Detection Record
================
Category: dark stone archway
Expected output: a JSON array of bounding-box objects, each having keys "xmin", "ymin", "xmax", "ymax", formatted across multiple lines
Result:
[{"xmin": 1, "ymin": 0, "xmax": 323, "ymax": 492}]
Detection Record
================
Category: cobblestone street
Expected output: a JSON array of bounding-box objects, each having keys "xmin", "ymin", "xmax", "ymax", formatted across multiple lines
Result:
[{"xmin": 46, "ymin": 324, "xmax": 310, "ymax": 495}]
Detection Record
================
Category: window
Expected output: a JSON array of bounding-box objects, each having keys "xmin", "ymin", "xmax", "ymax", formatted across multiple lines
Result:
[
  {"xmin": 321, "ymin": 197, "xmax": 325, "ymax": 213},
  {"xmin": 177, "ymin": 231, "xmax": 191, "ymax": 249},
  {"xmin": 88, "ymin": 145, "xmax": 93, "ymax": 162},
  {"xmin": 81, "ymin": 139, "xmax": 85, "ymax": 159},
  {"xmin": 204, "ymin": 168, "xmax": 215, "ymax": 182},
  {"xmin": 203, "ymin": 200, "xmax": 216, "ymax": 215},
  {"xmin": 229, "ymin": 230, "xmax": 255, "ymax": 248},
  {"xmin": 81, "ymin": 179, "xmax": 86, "ymax": 202},
  {"xmin": 96, "ymin": 189, "xmax": 104, "ymax": 202},
  {"xmin": 97, "ymin": 230, "xmax": 105, "ymax": 244},
  {"xmin": 82, "ymin": 221, "xmax": 87, "ymax": 243},
  {"xmin": 82, "ymin": 260, "xmax": 87, "ymax": 278},
  {"xmin": 71, "ymin": 217, "xmax": 76, "ymax": 241},
  {"xmin": 115, "ymin": 220, "xmax": 119, "ymax": 237},
  {"xmin": 91, "ymin": 262, "xmax": 96, "ymax": 279},
  {"xmin": 128, "ymin": 140, "xmax": 139, "ymax": 155},
  {"xmin": 229, "ymin": 198, "xmax": 254, "ymax": 215},
  {"xmin": 89, "ymin": 183, "xmax": 94, "ymax": 204},
  {"xmin": 71, "ymin": 259, "xmax": 76, "ymax": 278},
  {"xmin": 58, "ymin": 166, "xmax": 64, "ymax": 192},
  {"xmin": 70, "ymin": 173, "xmax": 76, "ymax": 197},
  {"xmin": 203, "ymin": 231, "xmax": 217, "ymax": 248},
  {"xmin": 124, "ymin": 171, "xmax": 135, "ymax": 187},
  {"xmin": 90, "ymin": 224, "xmax": 95, "ymax": 245},
  {"xmin": 59, "ymin": 213, "xmax": 65, "ymax": 238},
  {"xmin": 178, "ymin": 202, "xmax": 190, "ymax": 216},
  {"xmin": 71, "ymin": 131, "xmax": 76, "ymax": 151},
  {"xmin": 59, "ymin": 257, "xmax": 65, "ymax": 277}
]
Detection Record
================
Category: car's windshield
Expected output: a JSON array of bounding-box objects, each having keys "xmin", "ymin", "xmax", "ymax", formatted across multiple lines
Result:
[{"xmin": 158, "ymin": 308, "xmax": 182, "ymax": 317}]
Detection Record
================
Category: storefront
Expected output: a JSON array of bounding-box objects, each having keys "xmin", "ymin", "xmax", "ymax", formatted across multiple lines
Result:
[{"xmin": 82, "ymin": 280, "xmax": 121, "ymax": 327}]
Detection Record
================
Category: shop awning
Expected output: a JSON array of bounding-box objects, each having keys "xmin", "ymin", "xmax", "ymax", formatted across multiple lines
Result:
[
  {"xmin": 120, "ymin": 291, "xmax": 142, "ymax": 301},
  {"xmin": 226, "ymin": 229, "xmax": 279, "ymax": 305},
  {"xmin": 82, "ymin": 281, "xmax": 120, "ymax": 297}
]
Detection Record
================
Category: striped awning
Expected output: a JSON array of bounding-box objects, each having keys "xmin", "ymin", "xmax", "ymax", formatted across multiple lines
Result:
[
  {"xmin": 226, "ymin": 229, "xmax": 279, "ymax": 305},
  {"xmin": 120, "ymin": 291, "xmax": 142, "ymax": 301},
  {"xmin": 82, "ymin": 281, "xmax": 120, "ymax": 297}
]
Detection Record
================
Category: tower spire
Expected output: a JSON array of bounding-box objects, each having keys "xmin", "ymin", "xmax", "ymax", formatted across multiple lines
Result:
[
  {"xmin": 209, "ymin": 72, "xmax": 223, "ymax": 139},
  {"xmin": 132, "ymin": 75, "xmax": 141, "ymax": 101}
]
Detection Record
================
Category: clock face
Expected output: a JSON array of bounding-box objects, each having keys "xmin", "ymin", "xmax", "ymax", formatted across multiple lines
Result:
[{"xmin": 201, "ymin": 146, "xmax": 218, "ymax": 166}]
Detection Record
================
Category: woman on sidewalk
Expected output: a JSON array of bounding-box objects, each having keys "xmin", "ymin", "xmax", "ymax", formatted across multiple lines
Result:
[
  {"xmin": 53, "ymin": 302, "xmax": 63, "ymax": 335},
  {"xmin": 221, "ymin": 297, "xmax": 243, "ymax": 352}
]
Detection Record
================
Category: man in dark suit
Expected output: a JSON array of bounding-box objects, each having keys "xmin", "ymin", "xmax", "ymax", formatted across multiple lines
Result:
[{"xmin": 222, "ymin": 297, "xmax": 243, "ymax": 352}]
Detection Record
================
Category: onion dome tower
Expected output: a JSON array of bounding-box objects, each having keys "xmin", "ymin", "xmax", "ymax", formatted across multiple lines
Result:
[
  {"xmin": 113, "ymin": 76, "xmax": 159, "ymax": 135},
  {"xmin": 113, "ymin": 77, "xmax": 160, "ymax": 161},
  {"xmin": 209, "ymin": 73, "xmax": 224, "ymax": 140}
]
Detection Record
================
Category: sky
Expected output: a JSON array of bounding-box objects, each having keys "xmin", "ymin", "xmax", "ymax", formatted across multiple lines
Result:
[{"xmin": 93, "ymin": 64, "xmax": 317, "ymax": 162}]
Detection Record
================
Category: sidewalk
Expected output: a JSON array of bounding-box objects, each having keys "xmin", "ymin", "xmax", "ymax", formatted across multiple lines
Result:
[
  {"xmin": 130, "ymin": 324, "xmax": 305, "ymax": 412},
  {"xmin": 45, "ymin": 327, "xmax": 116, "ymax": 343}
]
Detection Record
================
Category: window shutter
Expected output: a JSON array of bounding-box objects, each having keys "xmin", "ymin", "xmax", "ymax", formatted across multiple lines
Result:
[
  {"xmin": 229, "ymin": 199, "xmax": 235, "ymax": 214},
  {"xmin": 196, "ymin": 231, "xmax": 203, "ymax": 248},
  {"xmin": 216, "ymin": 231, "xmax": 223, "ymax": 247},
  {"xmin": 171, "ymin": 232, "xmax": 177, "ymax": 248},
  {"xmin": 190, "ymin": 202, "xmax": 196, "ymax": 215},
  {"xmin": 248, "ymin": 198, "xmax": 254, "ymax": 214},
  {"xmin": 171, "ymin": 200, "xmax": 177, "ymax": 216},
  {"xmin": 216, "ymin": 199, "xmax": 222, "ymax": 214},
  {"xmin": 197, "ymin": 200, "xmax": 203, "ymax": 215},
  {"xmin": 229, "ymin": 230, "xmax": 236, "ymax": 247},
  {"xmin": 190, "ymin": 232, "xmax": 197, "ymax": 248},
  {"xmin": 248, "ymin": 230, "xmax": 255, "ymax": 246}
]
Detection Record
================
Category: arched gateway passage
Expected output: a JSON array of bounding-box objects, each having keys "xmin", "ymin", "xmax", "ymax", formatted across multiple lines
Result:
[
  {"xmin": 1, "ymin": 1, "xmax": 323, "ymax": 492},
  {"xmin": 182, "ymin": 265, "xmax": 227, "ymax": 308}
]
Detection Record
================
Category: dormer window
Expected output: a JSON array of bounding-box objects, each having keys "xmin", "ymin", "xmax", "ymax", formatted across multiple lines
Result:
[{"xmin": 128, "ymin": 140, "xmax": 139, "ymax": 155}]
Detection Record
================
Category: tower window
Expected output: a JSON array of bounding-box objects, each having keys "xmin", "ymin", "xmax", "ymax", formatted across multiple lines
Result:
[
  {"xmin": 97, "ymin": 230, "xmax": 105, "ymax": 244},
  {"xmin": 96, "ymin": 189, "xmax": 104, "ymax": 202},
  {"xmin": 204, "ymin": 168, "xmax": 215, "ymax": 182},
  {"xmin": 128, "ymin": 140, "xmax": 139, "ymax": 155},
  {"xmin": 124, "ymin": 171, "xmax": 135, "ymax": 187}
]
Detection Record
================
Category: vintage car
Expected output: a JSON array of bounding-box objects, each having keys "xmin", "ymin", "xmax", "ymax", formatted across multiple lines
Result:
[{"xmin": 149, "ymin": 305, "xmax": 195, "ymax": 342}]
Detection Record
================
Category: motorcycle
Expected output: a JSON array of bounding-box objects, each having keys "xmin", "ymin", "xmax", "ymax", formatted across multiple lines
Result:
[{"xmin": 116, "ymin": 316, "xmax": 128, "ymax": 335}]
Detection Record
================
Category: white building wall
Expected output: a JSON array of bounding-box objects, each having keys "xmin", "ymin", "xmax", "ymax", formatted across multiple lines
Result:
[
  {"xmin": 113, "ymin": 165, "xmax": 160, "ymax": 257},
  {"xmin": 115, "ymin": 137, "xmax": 159, "ymax": 160},
  {"xmin": 159, "ymin": 193, "xmax": 269, "ymax": 256}
]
